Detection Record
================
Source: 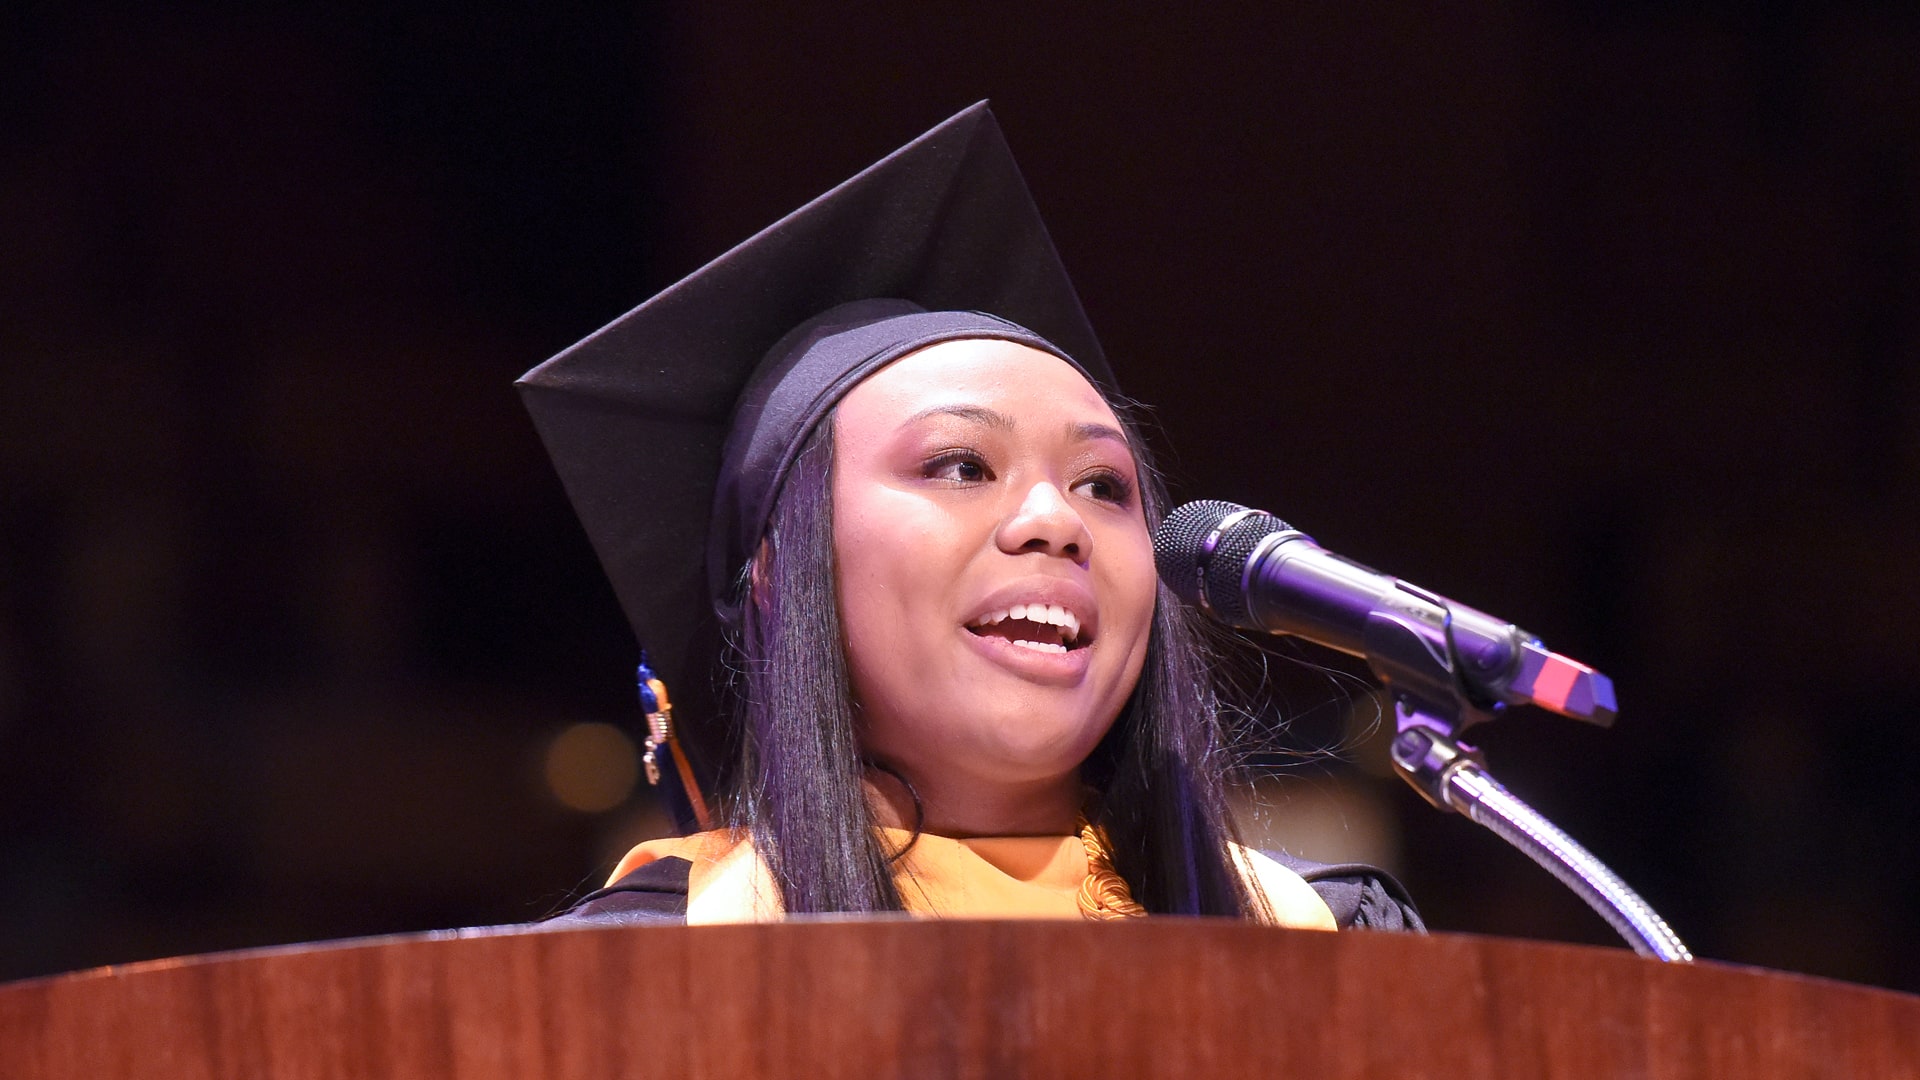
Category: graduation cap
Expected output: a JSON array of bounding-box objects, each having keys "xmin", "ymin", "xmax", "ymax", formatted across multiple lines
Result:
[{"xmin": 516, "ymin": 102, "xmax": 1112, "ymax": 819}]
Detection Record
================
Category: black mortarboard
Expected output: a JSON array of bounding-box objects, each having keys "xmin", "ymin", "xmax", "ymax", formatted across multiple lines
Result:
[{"xmin": 516, "ymin": 102, "xmax": 1111, "ymax": 743}]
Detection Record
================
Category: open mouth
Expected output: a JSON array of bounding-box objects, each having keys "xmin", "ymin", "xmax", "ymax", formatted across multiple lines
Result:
[{"xmin": 966, "ymin": 603, "xmax": 1087, "ymax": 655}]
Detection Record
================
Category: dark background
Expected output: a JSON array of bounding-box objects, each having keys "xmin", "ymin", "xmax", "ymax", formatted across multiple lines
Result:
[{"xmin": 6, "ymin": 3, "xmax": 1918, "ymax": 993}]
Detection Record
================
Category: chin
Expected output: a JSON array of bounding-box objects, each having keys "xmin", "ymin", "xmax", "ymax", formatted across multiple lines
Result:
[{"xmin": 966, "ymin": 706, "xmax": 1113, "ymax": 781}]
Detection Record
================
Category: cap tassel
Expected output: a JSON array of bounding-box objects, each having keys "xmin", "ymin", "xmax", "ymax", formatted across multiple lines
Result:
[{"xmin": 638, "ymin": 659, "xmax": 713, "ymax": 832}]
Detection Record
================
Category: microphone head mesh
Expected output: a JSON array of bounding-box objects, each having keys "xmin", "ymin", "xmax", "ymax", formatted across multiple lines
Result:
[
  {"xmin": 1202, "ymin": 512, "xmax": 1289, "ymax": 626},
  {"xmin": 1153, "ymin": 500, "xmax": 1292, "ymax": 624},
  {"xmin": 1152, "ymin": 500, "xmax": 1242, "ymax": 603}
]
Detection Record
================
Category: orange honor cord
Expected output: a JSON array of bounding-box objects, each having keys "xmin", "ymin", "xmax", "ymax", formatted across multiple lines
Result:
[{"xmin": 669, "ymin": 736, "xmax": 713, "ymax": 831}]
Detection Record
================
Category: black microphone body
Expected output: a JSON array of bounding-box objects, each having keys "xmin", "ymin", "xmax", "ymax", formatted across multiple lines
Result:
[{"xmin": 1153, "ymin": 500, "xmax": 1615, "ymax": 726}]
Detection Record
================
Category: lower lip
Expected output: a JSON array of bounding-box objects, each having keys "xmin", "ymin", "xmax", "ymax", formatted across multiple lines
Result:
[{"xmin": 961, "ymin": 629, "xmax": 1093, "ymax": 684}]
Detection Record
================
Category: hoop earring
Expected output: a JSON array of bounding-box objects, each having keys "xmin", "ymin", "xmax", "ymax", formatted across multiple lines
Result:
[{"xmin": 863, "ymin": 757, "xmax": 925, "ymax": 862}]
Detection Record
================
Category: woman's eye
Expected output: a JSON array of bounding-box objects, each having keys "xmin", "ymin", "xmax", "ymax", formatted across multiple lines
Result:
[
  {"xmin": 926, "ymin": 451, "xmax": 991, "ymax": 483},
  {"xmin": 1074, "ymin": 470, "xmax": 1134, "ymax": 505}
]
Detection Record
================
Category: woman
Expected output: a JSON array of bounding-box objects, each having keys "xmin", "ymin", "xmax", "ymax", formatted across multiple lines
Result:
[{"xmin": 521, "ymin": 105, "xmax": 1418, "ymax": 930}]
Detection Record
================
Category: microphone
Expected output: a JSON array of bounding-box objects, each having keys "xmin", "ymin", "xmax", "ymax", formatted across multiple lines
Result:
[{"xmin": 1152, "ymin": 500, "xmax": 1616, "ymax": 726}]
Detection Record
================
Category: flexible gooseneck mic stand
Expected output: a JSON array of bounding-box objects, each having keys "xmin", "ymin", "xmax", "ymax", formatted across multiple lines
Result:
[
  {"xmin": 1391, "ymin": 712, "xmax": 1691, "ymax": 961},
  {"xmin": 1375, "ymin": 600, "xmax": 1692, "ymax": 962}
]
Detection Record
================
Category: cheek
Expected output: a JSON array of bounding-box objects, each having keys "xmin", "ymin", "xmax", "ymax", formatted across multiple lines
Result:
[
  {"xmin": 834, "ymin": 491, "xmax": 951, "ymax": 615},
  {"xmin": 832, "ymin": 504, "xmax": 896, "ymax": 678},
  {"xmin": 1098, "ymin": 526, "xmax": 1161, "ymax": 685},
  {"xmin": 831, "ymin": 487, "xmax": 972, "ymax": 697}
]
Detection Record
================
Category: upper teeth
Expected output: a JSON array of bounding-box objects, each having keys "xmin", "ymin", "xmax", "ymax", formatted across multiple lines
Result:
[{"xmin": 973, "ymin": 603, "xmax": 1082, "ymax": 644}]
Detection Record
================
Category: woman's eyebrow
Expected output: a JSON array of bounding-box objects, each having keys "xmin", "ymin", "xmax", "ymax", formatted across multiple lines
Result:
[
  {"xmin": 900, "ymin": 406, "xmax": 1127, "ymax": 448},
  {"xmin": 1069, "ymin": 421, "xmax": 1128, "ymax": 447},
  {"xmin": 900, "ymin": 403, "xmax": 1014, "ymax": 430}
]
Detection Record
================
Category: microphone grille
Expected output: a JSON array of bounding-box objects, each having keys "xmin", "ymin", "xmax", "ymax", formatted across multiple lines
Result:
[
  {"xmin": 1153, "ymin": 500, "xmax": 1292, "ymax": 623},
  {"xmin": 1152, "ymin": 500, "xmax": 1240, "ymax": 603},
  {"xmin": 1202, "ymin": 511, "xmax": 1290, "ymax": 625}
]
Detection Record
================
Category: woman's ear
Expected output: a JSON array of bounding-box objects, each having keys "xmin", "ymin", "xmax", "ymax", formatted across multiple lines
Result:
[{"xmin": 748, "ymin": 537, "xmax": 773, "ymax": 613}]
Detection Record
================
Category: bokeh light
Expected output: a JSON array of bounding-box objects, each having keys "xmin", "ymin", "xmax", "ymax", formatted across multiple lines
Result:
[{"xmin": 543, "ymin": 722, "xmax": 640, "ymax": 814}]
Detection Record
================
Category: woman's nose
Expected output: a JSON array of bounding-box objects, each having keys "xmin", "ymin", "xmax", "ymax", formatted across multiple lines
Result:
[{"xmin": 996, "ymin": 481, "xmax": 1091, "ymax": 561}]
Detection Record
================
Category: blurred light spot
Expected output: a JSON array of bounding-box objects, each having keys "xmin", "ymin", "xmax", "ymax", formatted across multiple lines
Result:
[
  {"xmin": 1232, "ymin": 772, "xmax": 1404, "ymax": 875},
  {"xmin": 598, "ymin": 797, "xmax": 676, "ymax": 868},
  {"xmin": 1343, "ymin": 688, "xmax": 1397, "ymax": 777},
  {"xmin": 544, "ymin": 722, "xmax": 639, "ymax": 813}
]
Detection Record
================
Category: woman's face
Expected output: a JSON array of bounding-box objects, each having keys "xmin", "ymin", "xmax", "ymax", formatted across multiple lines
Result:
[{"xmin": 831, "ymin": 338, "xmax": 1157, "ymax": 811}]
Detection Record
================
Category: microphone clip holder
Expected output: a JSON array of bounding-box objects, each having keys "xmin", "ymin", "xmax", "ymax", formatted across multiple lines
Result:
[{"xmin": 1373, "ymin": 603, "xmax": 1693, "ymax": 963}]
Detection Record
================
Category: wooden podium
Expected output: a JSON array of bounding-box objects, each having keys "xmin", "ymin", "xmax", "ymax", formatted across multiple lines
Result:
[{"xmin": 5, "ymin": 920, "xmax": 1918, "ymax": 1078}]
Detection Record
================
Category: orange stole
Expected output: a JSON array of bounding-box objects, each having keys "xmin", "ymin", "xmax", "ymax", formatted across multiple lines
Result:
[{"xmin": 607, "ymin": 829, "xmax": 1337, "ymax": 930}]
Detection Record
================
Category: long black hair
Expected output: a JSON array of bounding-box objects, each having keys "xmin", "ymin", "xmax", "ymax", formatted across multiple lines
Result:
[{"xmin": 720, "ymin": 407, "xmax": 1259, "ymax": 918}]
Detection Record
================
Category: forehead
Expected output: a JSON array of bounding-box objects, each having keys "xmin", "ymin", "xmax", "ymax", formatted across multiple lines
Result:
[{"xmin": 835, "ymin": 338, "xmax": 1120, "ymax": 432}]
